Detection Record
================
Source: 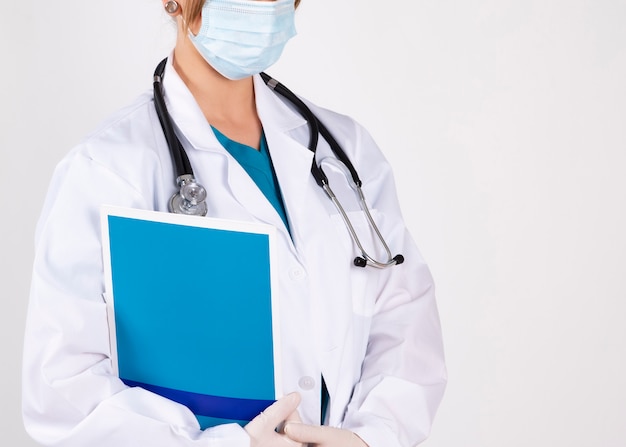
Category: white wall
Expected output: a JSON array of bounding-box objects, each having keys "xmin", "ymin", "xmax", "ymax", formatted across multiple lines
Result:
[{"xmin": 2, "ymin": 0, "xmax": 625, "ymax": 446}]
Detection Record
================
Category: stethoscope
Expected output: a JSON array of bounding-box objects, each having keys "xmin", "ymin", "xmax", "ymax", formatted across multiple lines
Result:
[{"xmin": 153, "ymin": 58, "xmax": 404, "ymax": 269}]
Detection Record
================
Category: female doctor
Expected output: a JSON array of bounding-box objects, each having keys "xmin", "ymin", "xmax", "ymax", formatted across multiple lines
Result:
[{"xmin": 22, "ymin": 0, "xmax": 447, "ymax": 446}]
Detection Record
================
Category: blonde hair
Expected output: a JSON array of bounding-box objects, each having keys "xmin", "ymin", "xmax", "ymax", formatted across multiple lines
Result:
[{"xmin": 183, "ymin": 0, "xmax": 301, "ymax": 26}]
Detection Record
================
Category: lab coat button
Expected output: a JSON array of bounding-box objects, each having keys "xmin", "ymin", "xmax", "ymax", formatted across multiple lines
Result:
[
  {"xmin": 298, "ymin": 376, "xmax": 316, "ymax": 390},
  {"xmin": 289, "ymin": 268, "xmax": 305, "ymax": 281}
]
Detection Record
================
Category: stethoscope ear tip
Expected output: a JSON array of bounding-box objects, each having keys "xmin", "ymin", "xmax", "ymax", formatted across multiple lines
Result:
[
  {"xmin": 353, "ymin": 257, "xmax": 368, "ymax": 268},
  {"xmin": 393, "ymin": 254, "xmax": 405, "ymax": 265}
]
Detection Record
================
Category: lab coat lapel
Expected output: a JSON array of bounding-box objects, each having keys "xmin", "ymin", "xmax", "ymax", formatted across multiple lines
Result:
[
  {"xmin": 223, "ymin": 150, "xmax": 289, "ymax": 233},
  {"xmin": 218, "ymin": 74, "xmax": 315, "ymax": 235},
  {"xmin": 253, "ymin": 75, "xmax": 319, "ymax": 243}
]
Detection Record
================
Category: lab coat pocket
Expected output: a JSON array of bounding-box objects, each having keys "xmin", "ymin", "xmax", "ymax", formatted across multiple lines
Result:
[{"xmin": 329, "ymin": 210, "xmax": 382, "ymax": 317}]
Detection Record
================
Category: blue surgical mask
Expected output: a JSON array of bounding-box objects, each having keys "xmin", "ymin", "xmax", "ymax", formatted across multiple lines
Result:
[{"xmin": 189, "ymin": 0, "xmax": 297, "ymax": 80}]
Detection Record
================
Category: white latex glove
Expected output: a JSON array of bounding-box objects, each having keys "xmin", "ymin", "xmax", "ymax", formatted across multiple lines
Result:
[
  {"xmin": 284, "ymin": 423, "xmax": 369, "ymax": 447},
  {"xmin": 245, "ymin": 393, "xmax": 304, "ymax": 447}
]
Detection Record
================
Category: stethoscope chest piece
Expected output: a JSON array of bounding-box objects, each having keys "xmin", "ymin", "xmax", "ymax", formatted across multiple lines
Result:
[{"xmin": 169, "ymin": 175, "xmax": 208, "ymax": 216}]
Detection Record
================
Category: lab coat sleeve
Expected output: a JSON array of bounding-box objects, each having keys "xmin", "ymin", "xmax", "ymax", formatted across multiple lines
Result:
[
  {"xmin": 22, "ymin": 149, "xmax": 249, "ymax": 447},
  {"xmin": 338, "ymin": 123, "xmax": 447, "ymax": 447}
]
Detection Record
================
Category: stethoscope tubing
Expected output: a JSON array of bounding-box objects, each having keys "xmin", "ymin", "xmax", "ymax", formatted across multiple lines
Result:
[
  {"xmin": 153, "ymin": 59, "xmax": 193, "ymax": 180},
  {"xmin": 261, "ymin": 73, "xmax": 403, "ymax": 268},
  {"xmin": 260, "ymin": 72, "xmax": 362, "ymax": 189}
]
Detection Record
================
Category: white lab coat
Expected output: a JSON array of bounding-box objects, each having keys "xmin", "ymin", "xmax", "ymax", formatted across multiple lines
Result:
[{"xmin": 22, "ymin": 59, "xmax": 446, "ymax": 447}]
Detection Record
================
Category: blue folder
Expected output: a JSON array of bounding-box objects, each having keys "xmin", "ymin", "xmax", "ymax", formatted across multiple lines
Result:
[{"xmin": 101, "ymin": 207, "xmax": 280, "ymax": 429}]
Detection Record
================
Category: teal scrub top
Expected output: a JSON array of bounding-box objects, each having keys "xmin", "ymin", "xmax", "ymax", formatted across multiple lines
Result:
[{"xmin": 211, "ymin": 127, "xmax": 290, "ymax": 232}]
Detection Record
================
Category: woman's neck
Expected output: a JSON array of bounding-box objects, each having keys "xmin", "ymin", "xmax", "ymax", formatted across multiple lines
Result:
[{"xmin": 172, "ymin": 35, "xmax": 263, "ymax": 149}]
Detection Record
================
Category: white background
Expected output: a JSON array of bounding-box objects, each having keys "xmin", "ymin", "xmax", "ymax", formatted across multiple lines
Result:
[{"xmin": 2, "ymin": 0, "xmax": 625, "ymax": 446}]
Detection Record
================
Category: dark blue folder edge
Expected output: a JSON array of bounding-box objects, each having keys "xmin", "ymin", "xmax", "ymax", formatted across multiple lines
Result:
[{"xmin": 122, "ymin": 378, "xmax": 275, "ymax": 421}]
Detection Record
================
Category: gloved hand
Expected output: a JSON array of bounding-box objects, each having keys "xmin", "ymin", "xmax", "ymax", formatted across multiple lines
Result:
[
  {"xmin": 245, "ymin": 392, "xmax": 304, "ymax": 447},
  {"xmin": 284, "ymin": 423, "xmax": 369, "ymax": 447}
]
